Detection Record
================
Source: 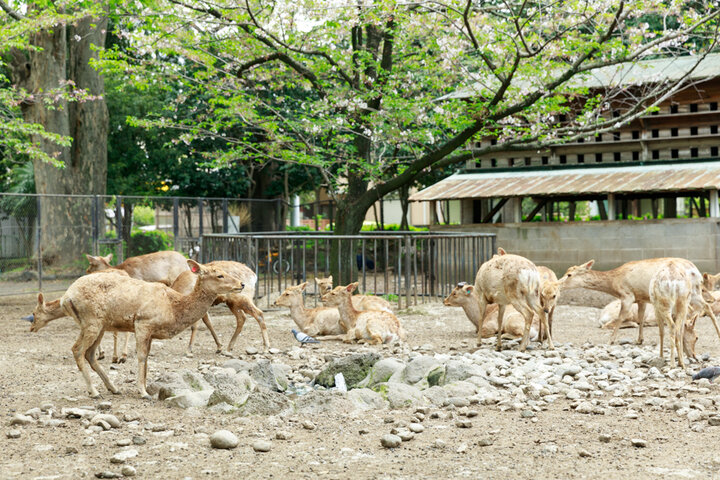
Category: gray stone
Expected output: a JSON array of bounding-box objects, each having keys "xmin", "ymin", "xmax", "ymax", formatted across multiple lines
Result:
[
  {"xmin": 708, "ymin": 416, "xmax": 720, "ymax": 426},
  {"xmin": 456, "ymin": 419, "xmax": 473, "ymax": 428},
  {"xmin": 132, "ymin": 436, "xmax": 146, "ymax": 445},
  {"xmin": 408, "ymin": 423, "xmax": 424, "ymax": 433},
  {"xmin": 82, "ymin": 437, "xmax": 96, "ymax": 447},
  {"xmin": 295, "ymin": 391, "xmax": 355, "ymax": 415},
  {"xmin": 95, "ymin": 471, "xmax": 122, "ymax": 479},
  {"xmin": 207, "ymin": 372, "xmax": 255, "ymax": 407},
  {"xmin": 575, "ymin": 402, "xmax": 595, "ymax": 414},
  {"xmin": 252, "ymin": 440, "xmax": 272, "ymax": 452},
  {"xmin": 251, "ymin": 360, "xmax": 288, "ymax": 392},
  {"xmin": 166, "ymin": 390, "xmax": 213, "ymax": 409},
  {"xmin": 396, "ymin": 429, "xmax": 414, "ymax": 441},
  {"xmin": 120, "ymin": 466, "xmax": 137, "ymax": 477},
  {"xmin": 246, "ymin": 346, "xmax": 259, "ymax": 355},
  {"xmin": 403, "ymin": 356, "xmax": 443, "ymax": 385},
  {"xmin": 110, "ymin": 449, "xmax": 138, "ymax": 464},
  {"xmin": 302, "ymin": 420, "xmax": 316, "ymax": 430},
  {"xmin": 97, "ymin": 401, "xmax": 112, "ymax": 411},
  {"xmin": 444, "ymin": 360, "xmax": 483, "ymax": 384},
  {"xmin": 521, "ymin": 410, "xmax": 536, "ymax": 418},
  {"xmin": 375, "ymin": 382, "xmax": 423, "ymax": 409},
  {"xmin": 631, "ymin": 438, "xmax": 647, "ymax": 448},
  {"xmin": 556, "ymin": 364, "xmax": 582, "ymax": 378},
  {"xmin": 222, "ymin": 359, "xmax": 252, "ymax": 373},
  {"xmin": 275, "ymin": 431, "xmax": 291, "ymax": 440},
  {"xmin": 210, "ymin": 430, "xmax": 239, "ymax": 449},
  {"xmin": 25, "ymin": 407, "xmax": 42, "ymax": 419},
  {"xmin": 91, "ymin": 414, "xmax": 121, "ymax": 429},
  {"xmin": 237, "ymin": 389, "xmax": 292, "ymax": 416},
  {"xmin": 358, "ymin": 358, "xmax": 406, "ymax": 387},
  {"xmin": 348, "ymin": 388, "xmax": 388, "ymax": 411},
  {"xmin": 599, "ymin": 433, "xmax": 612, "ymax": 443},
  {"xmin": 422, "ymin": 386, "xmax": 449, "ymax": 407},
  {"xmin": 381, "ymin": 434, "xmax": 402, "ymax": 448},
  {"xmin": 477, "ymin": 437, "xmax": 494, "ymax": 446},
  {"xmin": 315, "ymin": 353, "xmax": 382, "ymax": 389},
  {"xmin": 444, "ymin": 381, "xmax": 477, "ymax": 399},
  {"xmin": 147, "ymin": 372, "xmax": 189, "ymax": 400},
  {"xmin": 449, "ymin": 397, "xmax": 470, "ymax": 408},
  {"xmin": 9, "ymin": 414, "xmax": 35, "ymax": 426},
  {"xmin": 181, "ymin": 370, "xmax": 212, "ymax": 392},
  {"xmin": 6, "ymin": 429, "xmax": 21, "ymax": 438},
  {"xmin": 116, "ymin": 439, "xmax": 132, "ymax": 447}
]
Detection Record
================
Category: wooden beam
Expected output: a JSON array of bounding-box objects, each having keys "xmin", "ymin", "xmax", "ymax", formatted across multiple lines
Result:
[
  {"xmin": 482, "ymin": 198, "xmax": 509, "ymax": 223},
  {"xmin": 523, "ymin": 199, "xmax": 548, "ymax": 222}
]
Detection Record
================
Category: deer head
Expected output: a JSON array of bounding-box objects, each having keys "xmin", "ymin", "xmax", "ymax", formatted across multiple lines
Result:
[
  {"xmin": 443, "ymin": 283, "xmax": 474, "ymax": 306},
  {"xmin": 321, "ymin": 282, "xmax": 358, "ymax": 307},
  {"xmin": 560, "ymin": 259, "xmax": 595, "ymax": 288},
  {"xmin": 85, "ymin": 253, "xmax": 113, "ymax": 274}
]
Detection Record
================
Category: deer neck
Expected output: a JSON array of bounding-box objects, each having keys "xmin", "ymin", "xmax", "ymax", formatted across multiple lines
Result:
[
  {"xmin": 172, "ymin": 280, "xmax": 220, "ymax": 331},
  {"xmin": 334, "ymin": 295, "xmax": 360, "ymax": 328},
  {"xmin": 461, "ymin": 292, "xmax": 482, "ymax": 325},
  {"xmin": 578, "ymin": 270, "xmax": 618, "ymax": 296},
  {"xmin": 287, "ymin": 299, "xmax": 313, "ymax": 330}
]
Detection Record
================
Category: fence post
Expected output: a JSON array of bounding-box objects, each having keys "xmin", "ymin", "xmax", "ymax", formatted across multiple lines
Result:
[
  {"xmin": 404, "ymin": 234, "xmax": 412, "ymax": 308},
  {"xmin": 197, "ymin": 198, "xmax": 203, "ymax": 262},
  {"xmin": 36, "ymin": 195, "xmax": 42, "ymax": 293},
  {"xmin": 115, "ymin": 195, "xmax": 123, "ymax": 263},
  {"xmin": 172, "ymin": 197, "xmax": 179, "ymax": 251},
  {"xmin": 92, "ymin": 195, "xmax": 99, "ymax": 255},
  {"xmin": 222, "ymin": 199, "xmax": 229, "ymax": 234},
  {"xmin": 276, "ymin": 198, "xmax": 283, "ymax": 231}
]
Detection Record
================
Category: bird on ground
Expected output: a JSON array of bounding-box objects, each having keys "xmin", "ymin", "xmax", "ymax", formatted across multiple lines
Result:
[
  {"xmin": 692, "ymin": 366, "xmax": 720, "ymax": 382},
  {"xmin": 291, "ymin": 328, "xmax": 319, "ymax": 345}
]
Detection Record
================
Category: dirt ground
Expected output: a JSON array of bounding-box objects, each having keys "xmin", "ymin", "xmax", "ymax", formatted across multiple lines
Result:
[{"xmin": 3, "ymin": 289, "xmax": 720, "ymax": 480}]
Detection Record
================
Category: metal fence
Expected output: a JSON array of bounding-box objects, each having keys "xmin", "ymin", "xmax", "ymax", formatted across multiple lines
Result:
[
  {"xmin": 0, "ymin": 193, "xmax": 282, "ymax": 296},
  {"xmin": 201, "ymin": 232, "xmax": 496, "ymax": 309}
]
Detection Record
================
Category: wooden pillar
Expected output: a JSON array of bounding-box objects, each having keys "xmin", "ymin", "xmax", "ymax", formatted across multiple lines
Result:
[
  {"xmin": 664, "ymin": 197, "xmax": 677, "ymax": 218},
  {"xmin": 607, "ymin": 194, "xmax": 616, "ymax": 220},
  {"xmin": 710, "ymin": 190, "xmax": 719, "ymax": 218}
]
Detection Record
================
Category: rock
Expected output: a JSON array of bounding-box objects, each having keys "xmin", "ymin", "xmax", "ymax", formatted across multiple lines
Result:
[
  {"xmin": 444, "ymin": 360, "xmax": 483, "ymax": 384},
  {"xmin": 40, "ymin": 402, "xmax": 54, "ymax": 412},
  {"xmin": 147, "ymin": 372, "xmax": 190, "ymax": 400},
  {"xmin": 521, "ymin": 410, "xmax": 536, "ymax": 418},
  {"xmin": 123, "ymin": 413, "xmax": 141, "ymax": 423},
  {"xmin": 91, "ymin": 414, "xmax": 121, "ymax": 429},
  {"xmin": 381, "ymin": 434, "xmax": 402, "ymax": 448},
  {"xmin": 132, "ymin": 436, "xmax": 146, "ymax": 445},
  {"xmin": 251, "ymin": 360, "xmax": 288, "ymax": 392},
  {"xmin": 315, "ymin": 353, "xmax": 382, "ymax": 389},
  {"xmin": 275, "ymin": 431, "xmax": 291, "ymax": 440},
  {"xmin": 578, "ymin": 449, "xmax": 593, "ymax": 458},
  {"xmin": 222, "ymin": 359, "xmax": 252, "ymax": 373},
  {"xmin": 456, "ymin": 420, "xmax": 473, "ymax": 428},
  {"xmin": 210, "ymin": 430, "xmax": 239, "ymax": 449},
  {"xmin": 95, "ymin": 471, "xmax": 122, "ymax": 479},
  {"xmin": 302, "ymin": 420, "xmax": 316, "ymax": 430},
  {"xmin": 422, "ymin": 386, "xmax": 449, "ymax": 407},
  {"xmin": 358, "ymin": 358, "xmax": 406, "ymax": 387},
  {"xmin": 97, "ymin": 401, "xmax": 112, "ymax": 411},
  {"xmin": 599, "ymin": 434, "xmax": 612, "ymax": 443},
  {"xmin": 477, "ymin": 437, "xmax": 494, "ymax": 447},
  {"xmin": 110, "ymin": 449, "xmax": 138, "ymax": 464},
  {"xmin": 708, "ymin": 416, "xmax": 720, "ymax": 426},
  {"xmin": 252, "ymin": 440, "xmax": 272, "ymax": 452},
  {"xmin": 556, "ymin": 364, "xmax": 582, "ymax": 378},
  {"xmin": 207, "ymin": 371, "xmax": 256, "ymax": 407},
  {"xmin": 246, "ymin": 346, "xmax": 259, "ymax": 355},
  {"xmin": 237, "ymin": 389, "xmax": 291, "ymax": 416},
  {"xmin": 457, "ymin": 443, "xmax": 468, "ymax": 454},
  {"xmin": 348, "ymin": 388, "xmax": 388, "ymax": 411},
  {"xmin": 396, "ymin": 430, "xmax": 414, "ymax": 441},
  {"xmin": 116, "ymin": 439, "xmax": 132, "ymax": 447},
  {"xmin": 82, "ymin": 437, "xmax": 96, "ymax": 447},
  {"xmin": 575, "ymin": 402, "xmax": 595, "ymax": 414},
  {"xmin": 408, "ymin": 423, "xmax": 424, "ymax": 433},
  {"xmin": 25, "ymin": 407, "xmax": 42, "ymax": 419},
  {"xmin": 66, "ymin": 447, "xmax": 78, "ymax": 455},
  {"xmin": 6, "ymin": 429, "xmax": 21, "ymax": 439},
  {"xmin": 269, "ymin": 348, "xmax": 281, "ymax": 355},
  {"xmin": 449, "ymin": 397, "xmax": 470, "ymax": 408},
  {"xmin": 631, "ymin": 438, "xmax": 647, "ymax": 448},
  {"xmin": 403, "ymin": 356, "xmax": 443, "ymax": 385},
  {"xmin": 120, "ymin": 466, "xmax": 137, "ymax": 477},
  {"xmin": 181, "ymin": 370, "xmax": 213, "ymax": 392},
  {"xmin": 295, "ymin": 390, "xmax": 355, "ymax": 415},
  {"xmin": 375, "ymin": 383, "xmax": 423, "ymax": 409},
  {"xmin": 166, "ymin": 390, "xmax": 213, "ymax": 409},
  {"xmin": 9, "ymin": 414, "xmax": 35, "ymax": 426}
]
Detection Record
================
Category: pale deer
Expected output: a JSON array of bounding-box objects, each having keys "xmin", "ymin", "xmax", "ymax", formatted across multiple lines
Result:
[
  {"xmin": 649, "ymin": 262, "xmax": 692, "ymax": 368},
  {"xmin": 273, "ymin": 282, "xmax": 345, "ymax": 337},
  {"xmin": 62, "ymin": 261, "xmax": 243, "ymax": 399},
  {"xmin": 561, "ymin": 258, "xmax": 720, "ymax": 345},
  {"xmin": 172, "ymin": 260, "xmax": 268, "ymax": 351},
  {"xmin": 474, "ymin": 252, "xmax": 550, "ymax": 351},
  {"xmin": 443, "ymin": 283, "xmax": 539, "ymax": 340},
  {"xmin": 315, "ymin": 275, "xmax": 392, "ymax": 312},
  {"xmin": 599, "ymin": 301, "xmax": 658, "ymax": 329},
  {"xmin": 85, "ymin": 251, "xmax": 188, "ymax": 285},
  {"xmin": 321, "ymin": 282, "xmax": 405, "ymax": 344}
]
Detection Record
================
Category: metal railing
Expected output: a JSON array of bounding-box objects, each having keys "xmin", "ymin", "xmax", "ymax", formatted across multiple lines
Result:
[{"xmin": 201, "ymin": 231, "xmax": 496, "ymax": 309}]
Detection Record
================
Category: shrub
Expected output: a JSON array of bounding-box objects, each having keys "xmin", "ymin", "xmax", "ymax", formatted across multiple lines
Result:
[
  {"xmin": 133, "ymin": 205, "xmax": 155, "ymax": 226},
  {"xmin": 128, "ymin": 230, "xmax": 173, "ymax": 257}
]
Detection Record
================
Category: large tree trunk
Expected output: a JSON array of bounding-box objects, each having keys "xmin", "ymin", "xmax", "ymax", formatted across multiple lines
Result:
[
  {"xmin": 10, "ymin": 14, "xmax": 108, "ymax": 267},
  {"xmin": 330, "ymin": 171, "xmax": 370, "ymax": 285}
]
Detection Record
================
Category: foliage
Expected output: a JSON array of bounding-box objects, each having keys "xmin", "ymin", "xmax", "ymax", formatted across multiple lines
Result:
[
  {"xmin": 127, "ymin": 229, "xmax": 173, "ymax": 257},
  {"xmin": 361, "ymin": 223, "xmax": 429, "ymax": 232},
  {"xmin": 132, "ymin": 205, "xmax": 155, "ymax": 226}
]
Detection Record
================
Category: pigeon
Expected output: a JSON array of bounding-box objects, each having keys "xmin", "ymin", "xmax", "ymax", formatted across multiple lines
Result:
[
  {"xmin": 292, "ymin": 328, "xmax": 319, "ymax": 345},
  {"xmin": 692, "ymin": 366, "xmax": 720, "ymax": 382}
]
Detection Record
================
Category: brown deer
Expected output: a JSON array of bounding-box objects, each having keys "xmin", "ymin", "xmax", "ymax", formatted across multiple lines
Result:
[
  {"xmin": 85, "ymin": 251, "xmax": 189, "ymax": 285},
  {"xmin": 273, "ymin": 282, "xmax": 345, "ymax": 337},
  {"xmin": 443, "ymin": 283, "xmax": 539, "ymax": 340},
  {"xmin": 561, "ymin": 258, "xmax": 720, "ymax": 345},
  {"xmin": 62, "ymin": 261, "xmax": 243, "ymax": 399},
  {"xmin": 321, "ymin": 282, "xmax": 405, "ymax": 344},
  {"xmin": 703, "ymin": 272, "xmax": 720, "ymax": 291},
  {"xmin": 172, "ymin": 260, "xmax": 268, "ymax": 351},
  {"xmin": 474, "ymin": 252, "xmax": 550, "ymax": 351},
  {"xmin": 649, "ymin": 262, "xmax": 693, "ymax": 368},
  {"xmin": 314, "ymin": 275, "xmax": 392, "ymax": 312}
]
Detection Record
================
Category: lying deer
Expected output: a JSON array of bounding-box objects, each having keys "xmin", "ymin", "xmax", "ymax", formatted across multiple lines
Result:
[
  {"xmin": 561, "ymin": 258, "xmax": 720, "ymax": 345},
  {"xmin": 599, "ymin": 301, "xmax": 658, "ymax": 329},
  {"xmin": 62, "ymin": 261, "xmax": 243, "ymax": 399},
  {"xmin": 443, "ymin": 283, "xmax": 539, "ymax": 340},
  {"xmin": 703, "ymin": 272, "xmax": 720, "ymax": 291},
  {"xmin": 273, "ymin": 282, "xmax": 345, "ymax": 337},
  {"xmin": 321, "ymin": 282, "xmax": 405, "ymax": 344},
  {"xmin": 172, "ymin": 260, "xmax": 268, "ymax": 351},
  {"xmin": 474, "ymin": 252, "xmax": 550, "ymax": 351},
  {"xmin": 315, "ymin": 276, "xmax": 392, "ymax": 312}
]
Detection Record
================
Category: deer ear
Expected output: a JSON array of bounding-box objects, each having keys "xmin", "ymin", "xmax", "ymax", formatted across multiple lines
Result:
[
  {"xmin": 497, "ymin": 247, "xmax": 506, "ymax": 255},
  {"xmin": 85, "ymin": 254, "xmax": 95, "ymax": 262},
  {"xmin": 583, "ymin": 259, "xmax": 595, "ymax": 269},
  {"xmin": 464, "ymin": 285, "xmax": 473, "ymax": 295},
  {"xmin": 103, "ymin": 253, "xmax": 113, "ymax": 263},
  {"xmin": 187, "ymin": 259, "xmax": 202, "ymax": 273},
  {"xmin": 328, "ymin": 275, "xmax": 333, "ymax": 282},
  {"xmin": 37, "ymin": 292, "xmax": 44, "ymax": 305},
  {"xmin": 300, "ymin": 282, "xmax": 308, "ymax": 290}
]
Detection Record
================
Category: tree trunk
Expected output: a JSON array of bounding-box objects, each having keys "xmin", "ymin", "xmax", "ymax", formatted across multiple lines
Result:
[
  {"xmin": 10, "ymin": 14, "xmax": 108, "ymax": 267},
  {"xmin": 399, "ymin": 184, "xmax": 410, "ymax": 230},
  {"xmin": 330, "ymin": 172, "xmax": 369, "ymax": 285}
]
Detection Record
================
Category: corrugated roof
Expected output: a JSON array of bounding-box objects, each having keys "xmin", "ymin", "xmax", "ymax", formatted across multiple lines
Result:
[
  {"xmin": 438, "ymin": 53, "xmax": 720, "ymax": 101},
  {"xmin": 409, "ymin": 161, "xmax": 720, "ymax": 201}
]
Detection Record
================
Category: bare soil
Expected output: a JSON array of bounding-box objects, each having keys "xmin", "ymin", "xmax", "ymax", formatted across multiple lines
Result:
[{"xmin": 2, "ymin": 290, "xmax": 720, "ymax": 480}]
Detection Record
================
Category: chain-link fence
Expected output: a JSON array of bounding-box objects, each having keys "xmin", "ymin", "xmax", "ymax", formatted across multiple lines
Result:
[{"xmin": 0, "ymin": 193, "xmax": 282, "ymax": 297}]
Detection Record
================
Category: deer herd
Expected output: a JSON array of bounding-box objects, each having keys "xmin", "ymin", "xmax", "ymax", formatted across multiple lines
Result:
[{"xmin": 21, "ymin": 248, "xmax": 720, "ymax": 399}]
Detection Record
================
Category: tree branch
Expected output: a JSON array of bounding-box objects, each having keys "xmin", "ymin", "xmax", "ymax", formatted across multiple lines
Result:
[{"xmin": 0, "ymin": 0, "xmax": 23, "ymax": 20}]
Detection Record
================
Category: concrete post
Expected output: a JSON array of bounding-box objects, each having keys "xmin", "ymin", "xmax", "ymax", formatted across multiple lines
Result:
[
  {"xmin": 710, "ymin": 190, "xmax": 719, "ymax": 218},
  {"xmin": 291, "ymin": 194, "xmax": 301, "ymax": 227},
  {"xmin": 607, "ymin": 194, "xmax": 616, "ymax": 220},
  {"xmin": 511, "ymin": 197, "xmax": 522, "ymax": 223}
]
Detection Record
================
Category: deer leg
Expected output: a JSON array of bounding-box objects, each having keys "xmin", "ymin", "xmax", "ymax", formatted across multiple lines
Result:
[
  {"xmin": 476, "ymin": 299, "xmax": 489, "ymax": 347},
  {"xmin": 516, "ymin": 304, "xmax": 536, "ymax": 352},
  {"xmin": 235, "ymin": 298, "xmax": 269, "ymax": 350},
  {"xmin": 657, "ymin": 310, "xmax": 666, "ymax": 360},
  {"xmin": 112, "ymin": 332, "xmax": 128, "ymax": 364},
  {"xmin": 610, "ymin": 299, "xmax": 634, "ymax": 344},
  {"xmin": 636, "ymin": 302, "xmax": 647, "ymax": 345},
  {"xmin": 72, "ymin": 330, "xmax": 101, "ymax": 398},
  {"xmin": 703, "ymin": 300, "xmax": 720, "ymax": 342},
  {"xmin": 676, "ymin": 300, "xmax": 689, "ymax": 369},
  {"xmin": 86, "ymin": 330, "xmax": 119, "ymax": 395},
  {"xmin": 226, "ymin": 303, "xmax": 248, "ymax": 352},
  {"xmin": 134, "ymin": 329, "xmax": 154, "ymax": 400},
  {"xmin": 538, "ymin": 307, "xmax": 553, "ymax": 350},
  {"xmin": 201, "ymin": 313, "xmax": 223, "ymax": 352},
  {"xmin": 495, "ymin": 305, "xmax": 507, "ymax": 351}
]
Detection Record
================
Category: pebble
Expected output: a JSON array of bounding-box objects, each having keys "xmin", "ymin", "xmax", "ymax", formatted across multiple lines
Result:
[
  {"xmin": 631, "ymin": 438, "xmax": 647, "ymax": 448},
  {"xmin": 383, "ymin": 416, "xmax": 395, "ymax": 424},
  {"xmin": 275, "ymin": 431, "xmax": 291, "ymax": 440},
  {"xmin": 82, "ymin": 437, "xmax": 96, "ymax": 447},
  {"xmin": 578, "ymin": 449, "xmax": 593, "ymax": 458},
  {"xmin": 97, "ymin": 402, "xmax": 112, "ymax": 411},
  {"xmin": 40, "ymin": 402, "xmax": 54, "ymax": 412},
  {"xmin": 466, "ymin": 410, "xmax": 479, "ymax": 418},
  {"xmin": 456, "ymin": 420, "xmax": 473, "ymax": 429},
  {"xmin": 121, "ymin": 466, "xmax": 137, "ymax": 477},
  {"xmin": 95, "ymin": 471, "xmax": 122, "ymax": 479},
  {"xmin": 521, "ymin": 410, "xmax": 536, "ymax": 418},
  {"xmin": 246, "ymin": 346, "xmax": 259, "ymax": 355},
  {"xmin": 397, "ymin": 430, "xmax": 415, "ymax": 442},
  {"xmin": 116, "ymin": 439, "xmax": 132, "ymax": 447},
  {"xmin": 433, "ymin": 439, "xmax": 446, "ymax": 449},
  {"xmin": 252, "ymin": 440, "xmax": 272, "ymax": 452},
  {"xmin": 477, "ymin": 437, "xmax": 494, "ymax": 447},
  {"xmin": 110, "ymin": 449, "xmax": 138, "ymax": 464},
  {"xmin": 6, "ymin": 429, "xmax": 21, "ymax": 439},
  {"xmin": 210, "ymin": 430, "xmax": 239, "ymax": 449},
  {"xmin": 9, "ymin": 414, "xmax": 35, "ymax": 426},
  {"xmin": 91, "ymin": 414, "xmax": 121, "ymax": 429},
  {"xmin": 302, "ymin": 420, "xmax": 316, "ymax": 430},
  {"xmin": 408, "ymin": 423, "xmax": 424, "ymax": 433},
  {"xmin": 123, "ymin": 413, "xmax": 141, "ymax": 422},
  {"xmin": 269, "ymin": 348, "xmax": 281, "ymax": 355},
  {"xmin": 708, "ymin": 417, "xmax": 720, "ymax": 426},
  {"xmin": 381, "ymin": 434, "xmax": 402, "ymax": 448},
  {"xmin": 132, "ymin": 436, "xmax": 147, "ymax": 445},
  {"xmin": 66, "ymin": 446, "xmax": 79, "ymax": 455},
  {"xmin": 456, "ymin": 443, "xmax": 468, "ymax": 454},
  {"xmin": 599, "ymin": 434, "xmax": 612, "ymax": 443},
  {"xmin": 358, "ymin": 428, "xmax": 370, "ymax": 435}
]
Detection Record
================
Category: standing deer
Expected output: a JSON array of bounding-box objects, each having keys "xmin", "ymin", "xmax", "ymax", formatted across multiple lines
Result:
[
  {"xmin": 321, "ymin": 282, "xmax": 405, "ymax": 344},
  {"xmin": 315, "ymin": 276, "xmax": 392, "ymax": 312},
  {"xmin": 62, "ymin": 261, "xmax": 243, "ymax": 399},
  {"xmin": 649, "ymin": 262, "xmax": 692, "ymax": 368},
  {"xmin": 273, "ymin": 282, "xmax": 345, "ymax": 337},
  {"xmin": 474, "ymin": 252, "xmax": 550, "ymax": 351},
  {"xmin": 561, "ymin": 258, "xmax": 720, "ymax": 345},
  {"xmin": 172, "ymin": 260, "xmax": 268, "ymax": 351}
]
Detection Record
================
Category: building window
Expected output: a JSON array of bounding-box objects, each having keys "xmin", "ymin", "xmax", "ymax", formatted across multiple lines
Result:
[
  {"xmin": 613, "ymin": 132, "xmax": 621, "ymax": 141},
  {"xmin": 711, "ymin": 146, "xmax": 719, "ymax": 157},
  {"xmin": 491, "ymin": 138, "xmax": 497, "ymax": 146},
  {"xmin": 613, "ymin": 110, "xmax": 620, "ymax": 118},
  {"xmin": 691, "ymin": 126, "xmax": 698, "ymax": 136},
  {"xmin": 614, "ymin": 152, "xmax": 621, "ymax": 161},
  {"xmin": 691, "ymin": 147, "xmax": 699, "ymax": 158},
  {"xmin": 632, "ymin": 151, "xmax": 639, "ymax": 161},
  {"xmin": 690, "ymin": 103, "xmax": 699, "ymax": 113},
  {"xmin": 595, "ymin": 153, "xmax": 602, "ymax": 162},
  {"xmin": 524, "ymin": 157, "xmax": 531, "ymax": 166},
  {"xmin": 595, "ymin": 134, "xmax": 603, "ymax": 142},
  {"xmin": 671, "ymin": 104, "xmax": 679, "ymax": 114},
  {"xmin": 632, "ymin": 130, "xmax": 640, "ymax": 139},
  {"xmin": 652, "ymin": 129, "xmax": 659, "ymax": 138},
  {"xmin": 652, "ymin": 150, "xmax": 660, "ymax": 159},
  {"xmin": 508, "ymin": 158, "xmax": 514, "ymax": 167},
  {"xmin": 559, "ymin": 155, "xmax": 567, "ymax": 164},
  {"xmin": 671, "ymin": 149, "xmax": 679, "ymax": 159},
  {"xmin": 671, "ymin": 127, "xmax": 678, "ymax": 137},
  {"xmin": 491, "ymin": 158, "xmax": 497, "ymax": 167},
  {"xmin": 711, "ymin": 102, "xmax": 718, "ymax": 111},
  {"xmin": 712, "ymin": 125, "xmax": 718, "ymax": 134},
  {"xmin": 541, "ymin": 156, "xmax": 549, "ymax": 165},
  {"xmin": 577, "ymin": 154, "xmax": 585, "ymax": 163}
]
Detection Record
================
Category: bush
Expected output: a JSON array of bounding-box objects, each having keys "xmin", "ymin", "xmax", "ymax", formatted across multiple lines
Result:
[
  {"xmin": 133, "ymin": 205, "xmax": 155, "ymax": 226},
  {"xmin": 128, "ymin": 230, "xmax": 173, "ymax": 257}
]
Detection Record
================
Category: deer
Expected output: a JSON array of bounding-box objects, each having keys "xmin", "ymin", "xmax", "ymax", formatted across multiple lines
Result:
[
  {"xmin": 61, "ymin": 261, "xmax": 243, "ymax": 399},
  {"xmin": 561, "ymin": 258, "xmax": 720, "ymax": 345},
  {"xmin": 599, "ymin": 301, "xmax": 658, "ymax": 329},
  {"xmin": 443, "ymin": 283, "xmax": 539, "ymax": 340},
  {"xmin": 273, "ymin": 282, "xmax": 346, "ymax": 337},
  {"xmin": 321, "ymin": 282, "xmax": 405, "ymax": 344},
  {"xmin": 703, "ymin": 272, "xmax": 720, "ymax": 291},
  {"xmin": 474, "ymin": 252, "xmax": 550, "ymax": 351},
  {"xmin": 314, "ymin": 275, "xmax": 392, "ymax": 312},
  {"xmin": 172, "ymin": 260, "xmax": 269, "ymax": 351}
]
